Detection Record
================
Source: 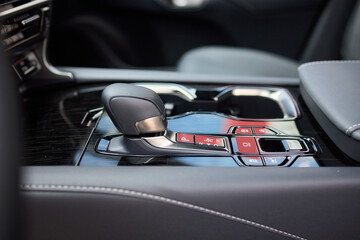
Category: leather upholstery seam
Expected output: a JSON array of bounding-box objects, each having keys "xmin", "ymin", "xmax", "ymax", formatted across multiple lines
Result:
[
  {"xmin": 19, "ymin": 184, "xmax": 306, "ymax": 240},
  {"xmin": 346, "ymin": 123, "xmax": 360, "ymax": 135},
  {"xmin": 298, "ymin": 60, "xmax": 360, "ymax": 71},
  {"xmin": 299, "ymin": 60, "xmax": 360, "ymax": 137}
]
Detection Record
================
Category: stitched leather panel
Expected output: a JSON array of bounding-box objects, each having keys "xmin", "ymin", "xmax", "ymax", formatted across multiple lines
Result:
[{"xmin": 19, "ymin": 166, "xmax": 360, "ymax": 240}]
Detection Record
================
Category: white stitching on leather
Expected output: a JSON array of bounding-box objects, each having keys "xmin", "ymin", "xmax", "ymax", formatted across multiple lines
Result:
[
  {"xmin": 19, "ymin": 184, "xmax": 306, "ymax": 240},
  {"xmin": 298, "ymin": 60, "xmax": 360, "ymax": 71},
  {"xmin": 298, "ymin": 60, "xmax": 360, "ymax": 137},
  {"xmin": 346, "ymin": 123, "xmax": 360, "ymax": 135}
]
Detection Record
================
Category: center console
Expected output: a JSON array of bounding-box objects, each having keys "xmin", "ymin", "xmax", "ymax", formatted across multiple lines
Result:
[
  {"xmin": 86, "ymin": 83, "xmax": 320, "ymax": 167},
  {"xmin": 23, "ymin": 80, "xmax": 356, "ymax": 167},
  {"xmin": 10, "ymin": 2, "xmax": 360, "ymax": 240},
  {"xmin": 2, "ymin": 0, "xmax": 359, "ymax": 168}
]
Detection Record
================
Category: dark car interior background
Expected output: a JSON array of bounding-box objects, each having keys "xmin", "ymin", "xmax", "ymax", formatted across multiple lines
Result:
[{"xmin": 1, "ymin": 0, "xmax": 360, "ymax": 239}]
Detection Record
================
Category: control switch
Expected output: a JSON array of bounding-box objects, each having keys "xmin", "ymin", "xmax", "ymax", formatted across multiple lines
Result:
[
  {"xmin": 241, "ymin": 157, "xmax": 263, "ymax": 166},
  {"xmin": 235, "ymin": 127, "xmax": 252, "ymax": 135},
  {"xmin": 235, "ymin": 137, "xmax": 259, "ymax": 154},
  {"xmin": 283, "ymin": 140, "xmax": 304, "ymax": 151},
  {"xmin": 195, "ymin": 135, "xmax": 225, "ymax": 148},
  {"xmin": 263, "ymin": 157, "xmax": 287, "ymax": 166},
  {"xmin": 177, "ymin": 133, "xmax": 194, "ymax": 143},
  {"xmin": 254, "ymin": 128, "xmax": 276, "ymax": 135}
]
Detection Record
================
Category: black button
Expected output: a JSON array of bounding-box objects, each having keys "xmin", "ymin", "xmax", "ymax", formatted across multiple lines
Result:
[
  {"xmin": 263, "ymin": 157, "xmax": 287, "ymax": 166},
  {"xmin": 241, "ymin": 157, "xmax": 263, "ymax": 166}
]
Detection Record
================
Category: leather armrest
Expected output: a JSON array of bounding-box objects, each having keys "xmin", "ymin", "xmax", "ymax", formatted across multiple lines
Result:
[{"xmin": 299, "ymin": 61, "xmax": 360, "ymax": 160}]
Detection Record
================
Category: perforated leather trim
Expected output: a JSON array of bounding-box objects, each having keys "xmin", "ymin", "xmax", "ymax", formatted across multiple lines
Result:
[{"xmin": 19, "ymin": 184, "xmax": 306, "ymax": 240}]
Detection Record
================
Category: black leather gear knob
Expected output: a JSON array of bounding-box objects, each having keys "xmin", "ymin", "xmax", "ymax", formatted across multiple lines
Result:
[{"xmin": 102, "ymin": 83, "xmax": 167, "ymax": 136}]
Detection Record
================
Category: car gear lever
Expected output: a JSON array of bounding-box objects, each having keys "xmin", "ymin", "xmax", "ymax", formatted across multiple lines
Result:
[{"xmin": 102, "ymin": 83, "xmax": 167, "ymax": 136}]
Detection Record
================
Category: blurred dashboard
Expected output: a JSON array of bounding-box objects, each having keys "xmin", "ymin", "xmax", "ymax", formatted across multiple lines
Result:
[{"xmin": 0, "ymin": 0, "xmax": 73, "ymax": 90}]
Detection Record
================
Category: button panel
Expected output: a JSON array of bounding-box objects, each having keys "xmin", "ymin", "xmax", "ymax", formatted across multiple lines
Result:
[
  {"xmin": 233, "ymin": 126, "xmax": 277, "ymax": 135},
  {"xmin": 195, "ymin": 135, "xmax": 225, "ymax": 148},
  {"xmin": 13, "ymin": 52, "xmax": 41, "ymax": 80},
  {"xmin": 176, "ymin": 133, "xmax": 226, "ymax": 149},
  {"xmin": 172, "ymin": 128, "xmax": 319, "ymax": 168},
  {"xmin": 239, "ymin": 156, "xmax": 289, "ymax": 167}
]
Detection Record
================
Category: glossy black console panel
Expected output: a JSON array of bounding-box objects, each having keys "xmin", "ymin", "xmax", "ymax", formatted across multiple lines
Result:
[
  {"xmin": 23, "ymin": 86, "xmax": 103, "ymax": 165},
  {"xmin": 23, "ymin": 84, "xmax": 356, "ymax": 167},
  {"xmin": 89, "ymin": 111, "xmax": 321, "ymax": 167}
]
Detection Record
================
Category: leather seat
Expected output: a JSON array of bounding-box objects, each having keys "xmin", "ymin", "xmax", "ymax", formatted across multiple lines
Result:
[
  {"xmin": 0, "ymin": 49, "xmax": 21, "ymax": 240},
  {"xmin": 177, "ymin": 1, "xmax": 360, "ymax": 78},
  {"xmin": 20, "ymin": 167, "xmax": 360, "ymax": 240},
  {"xmin": 177, "ymin": 47, "xmax": 299, "ymax": 78}
]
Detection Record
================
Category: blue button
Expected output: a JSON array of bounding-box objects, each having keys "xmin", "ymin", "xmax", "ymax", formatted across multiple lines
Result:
[
  {"xmin": 97, "ymin": 138, "xmax": 110, "ymax": 152},
  {"xmin": 263, "ymin": 157, "xmax": 287, "ymax": 166},
  {"xmin": 241, "ymin": 157, "xmax": 263, "ymax": 166}
]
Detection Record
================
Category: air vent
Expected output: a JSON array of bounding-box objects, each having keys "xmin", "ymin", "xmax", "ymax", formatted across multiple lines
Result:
[
  {"xmin": 0, "ymin": 0, "xmax": 31, "ymax": 8},
  {"xmin": 0, "ymin": 0, "xmax": 50, "ymax": 50},
  {"xmin": 0, "ymin": 0, "xmax": 32, "ymax": 13}
]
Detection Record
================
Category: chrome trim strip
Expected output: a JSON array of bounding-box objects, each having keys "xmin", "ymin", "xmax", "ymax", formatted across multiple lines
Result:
[
  {"xmin": 21, "ymin": 13, "xmax": 40, "ymax": 26},
  {"xmin": 144, "ymin": 136, "xmax": 229, "ymax": 153},
  {"xmin": 0, "ymin": 0, "xmax": 49, "ymax": 17},
  {"xmin": 135, "ymin": 83, "xmax": 196, "ymax": 101},
  {"xmin": 5, "ymin": 32, "xmax": 40, "ymax": 51},
  {"xmin": 135, "ymin": 116, "xmax": 167, "ymax": 134},
  {"xmin": 214, "ymin": 87, "xmax": 300, "ymax": 121},
  {"xmin": 42, "ymin": 38, "xmax": 74, "ymax": 79}
]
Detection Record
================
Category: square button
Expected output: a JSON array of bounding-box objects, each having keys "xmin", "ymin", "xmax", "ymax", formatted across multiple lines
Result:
[
  {"xmin": 235, "ymin": 127, "xmax": 252, "ymax": 135},
  {"xmin": 235, "ymin": 137, "xmax": 259, "ymax": 154},
  {"xmin": 97, "ymin": 138, "xmax": 110, "ymax": 152},
  {"xmin": 263, "ymin": 157, "xmax": 287, "ymax": 166},
  {"xmin": 177, "ymin": 133, "xmax": 194, "ymax": 143},
  {"xmin": 254, "ymin": 128, "xmax": 275, "ymax": 135},
  {"xmin": 283, "ymin": 140, "xmax": 303, "ymax": 151},
  {"xmin": 241, "ymin": 157, "xmax": 263, "ymax": 166}
]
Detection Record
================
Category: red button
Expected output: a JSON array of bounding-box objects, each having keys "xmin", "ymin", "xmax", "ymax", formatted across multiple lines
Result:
[
  {"xmin": 235, "ymin": 137, "xmax": 259, "ymax": 154},
  {"xmin": 235, "ymin": 127, "xmax": 252, "ymax": 135},
  {"xmin": 195, "ymin": 135, "xmax": 224, "ymax": 148},
  {"xmin": 177, "ymin": 133, "xmax": 194, "ymax": 143},
  {"xmin": 254, "ymin": 128, "xmax": 275, "ymax": 135}
]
